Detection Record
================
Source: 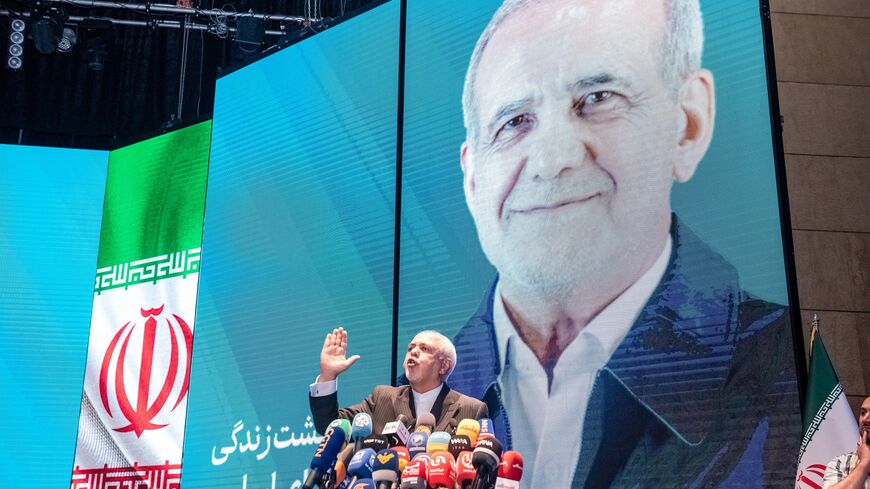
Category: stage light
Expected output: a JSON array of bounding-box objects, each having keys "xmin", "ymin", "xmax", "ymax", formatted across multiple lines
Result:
[
  {"xmin": 7, "ymin": 18, "xmax": 25, "ymax": 70},
  {"xmin": 234, "ymin": 14, "xmax": 265, "ymax": 55},
  {"xmin": 85, "ymin": 36, "xmax": 106, "ymax": 70},
  {"xmin": 31, "ymin": 16, "xmax": 60, "ymax": 54},
  {"xmin": 57, "ymin": 27, "xmax": 76, "ymax": 53}
]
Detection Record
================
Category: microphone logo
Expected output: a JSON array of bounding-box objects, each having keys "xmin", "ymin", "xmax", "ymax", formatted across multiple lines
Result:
[
  {"xmin": 354, "ymin": 415, "xmax": 371, "ymax": 428},
  {"xmin": 409, "ymin": 433, "xmax": 426, "ymax": 445},
  {"xmin": 377, "ymin": 452, "xmax": 396, "ymax": 464},
  {"xmin": 458, "ymin": 452, "xmax": 473, "ymax": 466}
]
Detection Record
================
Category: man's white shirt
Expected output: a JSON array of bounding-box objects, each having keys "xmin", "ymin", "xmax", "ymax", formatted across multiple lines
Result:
[
  {"xmin": 309, "ymin": 379, "xmax": 444, "ymax": 419},
  {"xmin": 493, "ymin": 237, "xmax": 672, "ymax": 488}
]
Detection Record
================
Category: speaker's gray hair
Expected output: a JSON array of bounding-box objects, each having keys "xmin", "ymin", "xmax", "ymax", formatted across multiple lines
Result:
[{"xmin": 461, "ymin": 0, "xmax": 704, "ymax": 145}]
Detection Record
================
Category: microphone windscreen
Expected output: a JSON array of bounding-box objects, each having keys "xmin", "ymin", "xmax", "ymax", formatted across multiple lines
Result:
[
  {"xmin": 352, "ymin": 413, "xmax": 373, "ymax": 440},
  {"xmin": 455, "ymin": 419, "xmax": 480, "ymax": 445},
  {"xmin": 407, "ymin": 432, "xmax": 429, "ymax": 459},
  {"xmin": 412, "ymin": 453, "xmax": 431, "ymax": 464},
  {"xmin": 347, "ymin": 478, "xmax": 376, "ymax": 489},
  {"xmin": 334, "ymin": 444, "xmax": 355, "ymax": 482},
  {"xmin": 471, "ymin": 437, "xmax": 503, "ymax": 474},
  {"xmin": 426, "ymin": 451, "xmax": 456, "ymax": 488},
  {"xmin": 400, "ymin": 459, "xmax": 428, "ymax": 489},
  {"xmin": 329, "ymin": 418, "xmax": 353, "ymax": 440},
  {"xmin": 362, "ymin": 435, "xmax": 389, "ymax": 453},
  {"xmin": 371, "ymin": 449, "xmax": 400, "ymax": 483},
  {"xmin": 415, "ymin": 412, "xmax": 436, "ymax": 431},
  {"xmin": 382, "ymin": 418, "xmax": 411, "ymax": 447},
  {"xmin": 334, "ymin": 460, "xmax": 348, "ymax": 485},
  {"xmin": 455, "ymin": 451, "xmax": 476, "ymax": 485},
  {"xmin": 497, "ymin": 451, "xmax": 524, "ymax": 481},
  {"xmin": 426, "ymin": 431, "xmax": 451, "ymax": 454},
  {"xmin": 477, "ymin": 418, "xmax": 495, "ymax": 440},
  {"xmin": 399, "ymin": 480, "xmax": 427, "ymax": 489},
  {"xmin": 397, "ymin": 413, "xmax": 411, "ymax": 428},
  {"xmin": 448, "ymin": 435, "xmax": 471, "ymax": 458},
  {"xmin": 348, "ymin": 448, "xmax": 376, "ymax": 479},
  {"xmin": 310, "ymin": 427, "xmax": 347, "ymax": 472},
  {"xmin": 392, "ymin": 445, "xmax": 410, "ymax": 472}
]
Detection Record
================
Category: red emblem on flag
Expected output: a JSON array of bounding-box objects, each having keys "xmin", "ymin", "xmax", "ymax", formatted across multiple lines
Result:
[
  {"xmin": 796, "ymin": 463, "xmax": 827, "ymax": 489},
  {"xmin": 98, "ymin": 305, "xmax": 193, "ymax": 437}
]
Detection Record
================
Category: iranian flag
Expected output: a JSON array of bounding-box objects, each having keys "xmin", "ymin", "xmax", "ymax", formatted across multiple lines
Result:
[
  {"xmin": 795, "ymin": 321, "xmax": 859, "ymax": 489},
  {"xmin": 71, "ymin": 121, "xmax": 211, "ymax": 489}
]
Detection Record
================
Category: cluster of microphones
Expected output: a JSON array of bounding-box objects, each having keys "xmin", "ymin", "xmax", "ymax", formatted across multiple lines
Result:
[{"xmin": 302, "ymin": 412, "xmax": 523, "ymax": 489}]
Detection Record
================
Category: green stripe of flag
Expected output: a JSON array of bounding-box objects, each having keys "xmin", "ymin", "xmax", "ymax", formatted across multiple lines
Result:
[
  {"xmin": 97, "ymin": 120, "xmax": 211, "ymax": 268},
  {"xmin": 802, "ymin": 330, "xmax": 841, "ymax": 436}
]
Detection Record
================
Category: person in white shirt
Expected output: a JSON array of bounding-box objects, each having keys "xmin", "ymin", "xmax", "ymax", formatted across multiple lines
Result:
[{"xmin": 824, "ymin": 397, "xmax": 870, "ymax": 489}]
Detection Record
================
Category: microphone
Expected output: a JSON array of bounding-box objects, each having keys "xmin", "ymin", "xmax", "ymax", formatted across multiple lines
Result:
[
  {"xmin": 302, "ymin": 426, "xmax": 347, "ymax": 489},
  {"xmin": 455, "ymin": 451, "xmax": 476, "ymax": 489},
  {"xmin": 407, "ymin": 432, "xmax": 429, "ymax": 460},
  {"xmin": 329, "ymin": 418, "xmax": 353, "ymax": 439},
  {"xmin": 426, "ymin": 451, "xmax": 456, "ymax": 489},
  {"xmin": 414, "ymin": 412, "xmax": 436, "ymax": 435},
  {"xmin": 399, "ymin": 458, "xmax": 428, "ymax": 489},
  {"xmin": 470, "ymin": 438, "xmax": 503, "ymax": 489},
  {"xmin": 448, "ymin": 435, "xmax": 472, "ymax": 458},
  {"xmin": 397, "ymin": 414, "xmax": 411, "ymax": 428},
  {"xmin": 347, "ymin": 479, "xmax": 376, "ymax": 489},
  {"xmin": 347, "ymin": 448, "xmax": 376, "ymax": 488},
  {"xmin": 456, "ymin": 419, "xmax": 480, "ymax": 446},
  {"xmin": 332, "ymin": 444, "xmax": 355, "ymax": 488},
  {"xmin": 392, "ymin": 445, "xmax": 410, "ymax": 472},
  {"xmin": 352, "ymin": 413, "xmax": 373, "ymax": 452},
  {"xmin": 362, "ymin": 435, "xmax": 389, "ymax": 453},
  {"xmin": 412, "ymin": 453, "xmax": 431, "ymax": 465},
  {"xmin": 426, "ymin": 432, "xmax": 451, "ymax": 454},
  {"xmin": 371, "ymin": 449, "xmax": 401, "ymax": 489},
  {"xmin": 494, "ymin": 451, "xmax": 523, "ymax": 489},
  {"xmin": 477, "ymin": 419, "xmax": 495, "ymax": 441},
  {"xmin": 382, "ymin": 417, "xmax": 411, "ymax": 447}
]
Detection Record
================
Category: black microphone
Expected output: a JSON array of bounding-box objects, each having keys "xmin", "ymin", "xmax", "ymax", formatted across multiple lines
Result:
[
  {"xmin": 302, "ymin": 427, "xmax": 347, "ymax": 489},
  {"xmin": 470, "ymin": 437, "xmax": 502, "ymax": 489},
  {"xmin": 448, "ymin": 435, "xmax": 471, "ymax": 459},
  {"xmin": 362, "ymin": 434, "xmax": 389, "ymax": 453}
]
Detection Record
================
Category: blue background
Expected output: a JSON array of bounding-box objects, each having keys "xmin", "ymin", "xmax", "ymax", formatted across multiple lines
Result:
[
  {"xmin": 182, "ymin": 3, "xmax": 400, "ymax": 488},
  {"xmin": 0, "ymin": 145, "xmax": 107, "ymax": 486}
]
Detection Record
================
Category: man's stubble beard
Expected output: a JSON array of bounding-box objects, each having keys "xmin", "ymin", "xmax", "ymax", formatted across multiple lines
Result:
[{"xmin": 475, "ymin": 212, "xmax": 622, "ymax": 301}]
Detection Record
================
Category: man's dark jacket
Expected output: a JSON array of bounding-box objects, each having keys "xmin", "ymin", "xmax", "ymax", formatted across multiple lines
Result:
[
  {"xmin": 310, "ymin": 383, "xmax": 488, "ymax": 436},
  {"xmin": 448, "ymin": 217, "xmax": 802, "ymax": 488}
]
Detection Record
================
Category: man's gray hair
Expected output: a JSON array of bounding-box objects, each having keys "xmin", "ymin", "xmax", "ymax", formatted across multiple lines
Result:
[
  {"xmin": 462, "ymin": 0, "xmax": 704, "ymax": 145},
  {"xmin": 417, "ymin": 330, "xmax": 458, "ymax": 380}
]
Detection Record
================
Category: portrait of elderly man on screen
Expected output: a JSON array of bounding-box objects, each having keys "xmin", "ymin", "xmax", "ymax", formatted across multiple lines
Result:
[{"xmin": 447, "ymin": 0, "xmax": 799, "ymax": 487}]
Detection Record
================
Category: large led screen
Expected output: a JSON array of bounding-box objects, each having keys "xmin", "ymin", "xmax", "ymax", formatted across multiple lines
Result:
[
  {"xmin": 182, "ymin": 2, "xmax": 400, "ymax": 488},
  {"xmin": 398, "ymin": 1, "xmax": 801, "ymax": 487},
  {"xmin": 0, "ymin": 145, "xmax": 107, "ymax": 486}
]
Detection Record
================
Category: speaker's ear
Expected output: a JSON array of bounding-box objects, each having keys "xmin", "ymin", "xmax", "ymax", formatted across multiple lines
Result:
[{"xmin": 673, "ymin": 69, "xmax": 715, "ymax": 183}]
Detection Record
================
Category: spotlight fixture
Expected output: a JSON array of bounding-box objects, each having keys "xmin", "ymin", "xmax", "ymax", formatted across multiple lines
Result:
[
  {"xmin": 80, "ymin": 20, "xmax": 113, "ymax": 71},
  {"xmin": 233, "ymin": 13, "xmax": 265, "ymax": 59},
  {"xmin": 31, "ymin": 15, "xmax": 61, "ymax": 55},
  {"xmin": 6, "ymin": 18, "xmax": 25, "ymax": 70},
  {"xmin": 57, "ymin": 27, "xmax": 76, "ymax": 53},
  {"xmin": 85, "ymin": 36, "xmax": 106, "ymax": 70}
]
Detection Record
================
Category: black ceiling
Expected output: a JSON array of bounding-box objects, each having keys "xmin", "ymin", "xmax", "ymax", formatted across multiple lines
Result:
[{"xmin": 0, "ymin": 0, "xmax": 379, "ymax": 149}]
